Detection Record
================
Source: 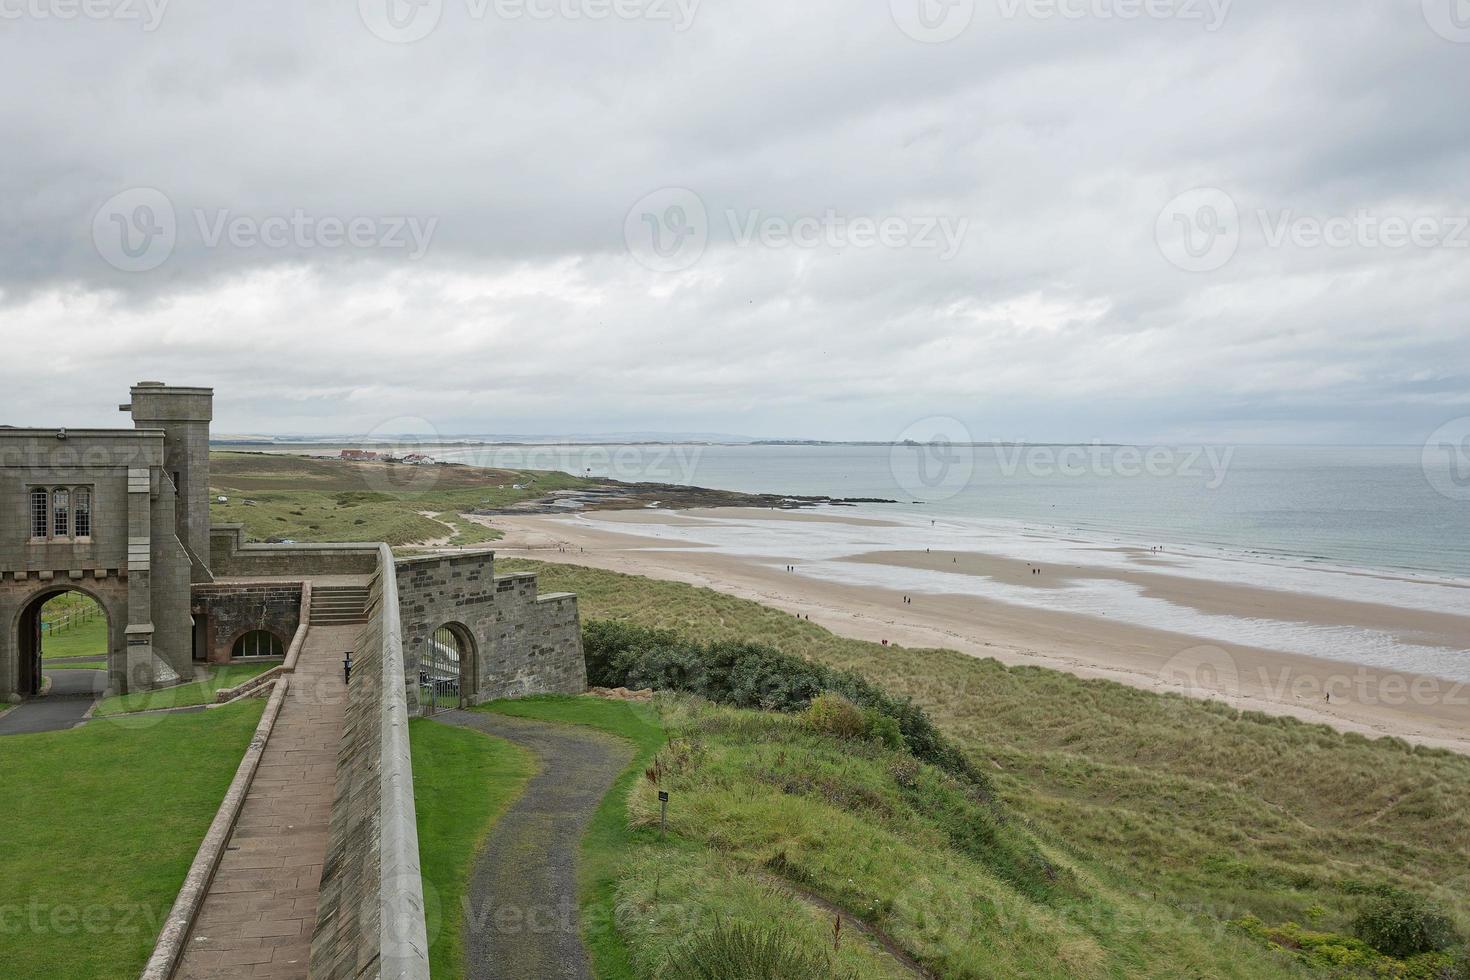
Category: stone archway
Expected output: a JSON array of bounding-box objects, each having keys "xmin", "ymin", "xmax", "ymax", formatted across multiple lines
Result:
[
  {"xmin": 10, "ymin": 584, "xmax": 122, "ymax": 699},
  {"xmin": 423, "ymin": 622, "xmax": 477, "ymax": 713}
]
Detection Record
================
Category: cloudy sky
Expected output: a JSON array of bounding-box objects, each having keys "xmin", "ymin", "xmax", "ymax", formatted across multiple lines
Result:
[{"xmin": 1, "ymin": 0, "xmax": 1466, "ymax": 443}]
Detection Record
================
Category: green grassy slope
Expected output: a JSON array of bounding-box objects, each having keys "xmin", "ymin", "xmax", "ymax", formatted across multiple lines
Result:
[
  {"xmin": 479, "ymin": 694, "xmax": 1314, "ymax": 979},
  {"xmin": 502, "ymin": 559, "xmax": 1470, "ymax": 975}
]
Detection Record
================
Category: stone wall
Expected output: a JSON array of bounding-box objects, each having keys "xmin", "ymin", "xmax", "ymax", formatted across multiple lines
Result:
[
  {"xmin": 310, "ymin": 545, "xmax": 428, "ymax": 980},
  {"xmin": 191, "ymin": 582, "xmax": 303, "ymax": 664},
  {"xmin": 485, "ymin": 573, "xmax": 586, "ymax": 701},
  {"xmin": 0, "ymin": 429, "xmax": 192, "ymax": 697},
  {"xmin": 395, "ymin": 552, "xmax": 586, "ymax": 707},
  {"xmin": 209, "ymin": 525, "xmax": 379, "ymax": 578}
]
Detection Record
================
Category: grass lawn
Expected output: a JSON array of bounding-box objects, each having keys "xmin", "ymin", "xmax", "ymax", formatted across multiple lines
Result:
[
  {"xmin": 480, "ymin": 696, "xmax": 665, "ymax": 980},
  {"xmin": 0, "ymin": 701, "xmax": 265, "ymax": 979},
  {"xmin": 410, "ymin": 718, "xmax": 535, "ymax": 980},
  {"xmin": 41, "ymin": 615, "xmax": 108, "ymax": 660},
  {"xmin": 92, "ymin": 663, "xmax": 278, "ymax": 717},
  {"xmin": 45, "ymin": 660, "xmax": 107, "ymax": 671},
  {"xmin": 503, "ymin": 559, "xmax": 1470, "ymax": 976}
]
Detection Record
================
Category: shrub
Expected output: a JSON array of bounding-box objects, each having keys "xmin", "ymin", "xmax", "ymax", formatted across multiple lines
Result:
[
  {"xmin": 1353, "ymin": 890, "xmax": 1460, "ymax": 959},
  {"xmin": 582, "ymin": 620, "xmax": 680, "ymax": 687},
  {"xmin": 806, "ymin": 693, "xmax": 867, "ymax": 739},
  {"xmin": 661, "ymin": 920, "xmax": 851, "ymax": 980},
  {"xmin": 863, "ymin": 708, "xmax": 905, "ymax": 750},
  {"xmin": 582, "ymin": 619, "xmax": 988, "ymax": 789}
]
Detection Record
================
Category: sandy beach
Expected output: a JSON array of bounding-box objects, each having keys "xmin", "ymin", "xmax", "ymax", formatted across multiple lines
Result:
[{"xmin": 473, "ymin": 507, "xmax": 1470, "ymax": 754}]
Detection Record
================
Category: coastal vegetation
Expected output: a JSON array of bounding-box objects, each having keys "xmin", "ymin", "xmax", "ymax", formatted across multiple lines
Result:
[
  {"xmin": 207, "ymin": 451, "xmax": 591, "ymax": 546},
  {"xmin": 0, "ymin": 702, "xmax": 265, "ymax": 977},
  {"xmin": 502, "ymin": 558, "xmax": 1470, "ymax": 978}
]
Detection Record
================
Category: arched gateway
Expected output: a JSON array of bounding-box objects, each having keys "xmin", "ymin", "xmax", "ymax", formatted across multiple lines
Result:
[
  {"xmin": 0, "ymin": 383, "xmax": 210, "ymax": 701},
  {"xmin": 11, "ymin": 585, "xmax": 121, "ymax": 697}
]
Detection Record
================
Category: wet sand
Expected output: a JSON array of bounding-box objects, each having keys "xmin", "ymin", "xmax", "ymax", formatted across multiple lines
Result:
[{"xmin": 478, "ymin": 510, "xmax": 1470, "ymax": 754}]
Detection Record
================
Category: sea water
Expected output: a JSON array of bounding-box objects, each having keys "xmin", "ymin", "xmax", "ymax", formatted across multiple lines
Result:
[{"xmin": 448, "ymin": 443, "xmax": 1470, "ymax": 580}]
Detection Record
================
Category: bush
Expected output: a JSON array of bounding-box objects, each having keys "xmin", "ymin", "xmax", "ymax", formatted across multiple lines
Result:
[
  {"xmin": 806, "ymin": 693, "xmax": 867, "ymax": 739},
  {"xmin": 1353, "ymin": 890, "xmax": 1460, "ymax": 959},
  {"xmin": 583, "ymin": 620, "xmax": 681, "ymax": 688},
  {"xmin": 863, "ymin": 708, "xmax": 905, "ymax": 750},
  {"xmin": 661, "ymin": 920, "xmax": 851, "ymax": 980},
  {"xmin": 582, "ymin": 619, "xmax": 988, "ymax": 789}
]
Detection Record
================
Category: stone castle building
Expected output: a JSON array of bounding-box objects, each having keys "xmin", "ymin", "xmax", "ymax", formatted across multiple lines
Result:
[{"xmin": 0, "ymin": 382, "xmax": 585, "ymax": 705}]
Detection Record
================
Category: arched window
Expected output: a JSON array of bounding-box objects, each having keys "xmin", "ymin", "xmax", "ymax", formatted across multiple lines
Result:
[
  {"xmin": 30, "ymin": 489, "xmax": 48, "ymax": 539},
  {"xmin": 232, "ymin": 630, "xmax": 285, "ymax": 659},
  {"xmin": 74, "ymin": 489, "xmax": 92, "ymax": 538},
  {"xmin": 52, "ymin": 489, "xmax": 70, "ymax": 538}
]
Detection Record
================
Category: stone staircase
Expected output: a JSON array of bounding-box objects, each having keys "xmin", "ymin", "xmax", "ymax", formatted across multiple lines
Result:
[{"xmin": 309, "ymin": 584, "xmax": 371, "ymax": 626}]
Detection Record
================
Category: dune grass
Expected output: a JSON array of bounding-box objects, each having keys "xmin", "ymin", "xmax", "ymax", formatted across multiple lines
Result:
[
  {"xmin": 468, "ymin": 692, "xmax": 1310, "ymax": 977},
  {"xmin": 0, "ymin": 701, "xmax": 265, "ymax": 979},
  {"xmin": 501, "ymin": 559, "xmax": 1470, "ymax": 972},
  {"xmin": 410, "ymin": 718, "xmax": 536, "ymax": 980},
  {"xmin": 92, "ymin": 663, "xmax": 278, "ymax": 717}
]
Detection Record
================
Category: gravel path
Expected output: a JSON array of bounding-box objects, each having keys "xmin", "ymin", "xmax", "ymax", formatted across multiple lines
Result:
[{"xmin": 436, "ymin": 709, "xmax": 634, "ymax": 980}]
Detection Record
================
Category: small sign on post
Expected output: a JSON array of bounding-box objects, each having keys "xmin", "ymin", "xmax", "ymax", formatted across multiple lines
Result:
[{"xmin": 658, "ymin": 790, "xmax": 669, "ymax": 839}]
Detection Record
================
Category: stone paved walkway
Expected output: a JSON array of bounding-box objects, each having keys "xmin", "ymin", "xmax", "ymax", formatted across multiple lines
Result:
[{"xmin": 174, "ymin": 623, "xmax": 360, "ymax": 980}]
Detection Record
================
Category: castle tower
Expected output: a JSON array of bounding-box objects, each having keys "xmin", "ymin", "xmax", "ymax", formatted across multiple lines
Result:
[{"xmin": 122, "ymin": 382, "xmax": 214, "ymax": 581}]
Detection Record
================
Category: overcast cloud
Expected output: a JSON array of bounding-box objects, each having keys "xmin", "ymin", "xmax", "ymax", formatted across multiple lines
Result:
[{"xmin": 0, "ymin": 0, "xmax": 1466, "ymax": 443}]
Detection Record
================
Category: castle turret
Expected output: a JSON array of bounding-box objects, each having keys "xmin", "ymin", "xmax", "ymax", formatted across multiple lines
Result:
[{"xmin": 122, "ymin": 382, "xmax": 213, "ymax": 581}]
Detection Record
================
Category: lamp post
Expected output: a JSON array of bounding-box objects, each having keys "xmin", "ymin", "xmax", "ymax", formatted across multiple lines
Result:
[{"xmin": 342, "ymin": 651, "xmax": 353, "ymax": 686}]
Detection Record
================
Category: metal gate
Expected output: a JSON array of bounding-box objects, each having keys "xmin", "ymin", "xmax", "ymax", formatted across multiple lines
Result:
[{"xmin": 417, "ymin": 625, "xmax": 462, "ymax": 716}]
